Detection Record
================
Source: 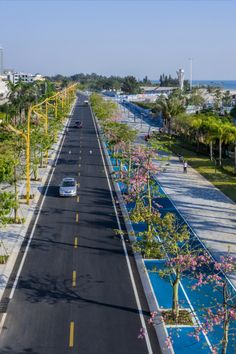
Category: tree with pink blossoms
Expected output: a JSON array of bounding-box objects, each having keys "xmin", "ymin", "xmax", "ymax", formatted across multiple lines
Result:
[
  {"xmin": 124, "ymin": 146, "xmax": 163, "ymax": 258},
  {"xmin": 155, "ymin": 212, "xmax": 203, "ymax": 323},
  {"xmin": 191, "ymin": 254, "xmax": 236, "ymax": 354}
]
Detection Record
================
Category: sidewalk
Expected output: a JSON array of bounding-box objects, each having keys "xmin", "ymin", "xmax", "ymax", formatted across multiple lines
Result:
[{"xmin": 117, "ymin": 102, "xmax": 236, "ymax": 288}]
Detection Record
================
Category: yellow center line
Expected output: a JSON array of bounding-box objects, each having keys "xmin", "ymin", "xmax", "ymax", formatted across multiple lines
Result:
[
  {"xmin": 77, "ymin": 182, "xmax": 80, "ymax": 188},
  {"xmin": 74, "ymin": 237, "xmax": 78, "ymax": 249},
  {"xmin": 76, "ymin": 213, "xmax": 79, "ymax": 222},
  {"xmin": 69, "ymin": 321, "xmax": 74, "ymax": 348},
  {"xmin": 78, "ymin": 172, "xmax": 80, "ymax": 177},
  {"xmin": 77, "ymin": 196, "xmax": 80, "ymax": 203},
  {"xmin": 72, "ymin": 270, "xmax": 76, "ymax": 287}
]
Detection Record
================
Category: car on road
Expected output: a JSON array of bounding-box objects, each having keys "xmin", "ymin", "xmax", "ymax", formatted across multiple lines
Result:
[
  {"xmin": 84, "ymin": 100, "xmax": 89, "ymax": 105},
  {"xmin": 59, "ymin": 177, "xmax": 77, "ymax": 197},
  {"xmin": 74, "ymin": 121, "xmax": 83, "ymax": 128}
]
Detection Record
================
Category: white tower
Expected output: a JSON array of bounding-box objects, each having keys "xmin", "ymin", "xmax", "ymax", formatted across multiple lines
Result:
[
  {"xmin": 0, "ymin": 47, "xmax": 3, "ymax": 75},
  {"xmin": 177, "ymin": 68, "xmax": 184, "ymax": 90}
]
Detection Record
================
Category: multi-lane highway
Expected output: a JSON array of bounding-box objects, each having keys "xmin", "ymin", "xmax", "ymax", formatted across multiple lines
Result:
[{"xmin": 0, "ymin": 94, "xmax": 161, "ymax": 354}]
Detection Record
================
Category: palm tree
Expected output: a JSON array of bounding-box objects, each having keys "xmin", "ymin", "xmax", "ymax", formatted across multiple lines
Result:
[
  {"xmin": 222, "ymin": 125, "xmax": 236, "ymax": 174},
  {"xmin": 6, "ymin": 81, "xmax": 39, "ymax": 125},
  {"xmin": 214, "ymin": 121, "xmax": 231, "ymax": 167},
  {"xmin": 201, "ymin": 116, "xmax": 219, "ymax": 161},
  {"xmin": 155, "ymin": 93, "xmax": 185, "ymax": 134}
]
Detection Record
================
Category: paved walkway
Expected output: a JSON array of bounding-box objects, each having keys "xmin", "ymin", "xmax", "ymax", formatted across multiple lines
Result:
[{"xmin": 116, "ymin": 101, "xmax": 236, "ymax": 289}]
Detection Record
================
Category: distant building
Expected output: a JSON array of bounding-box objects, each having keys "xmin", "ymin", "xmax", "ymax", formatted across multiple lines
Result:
[
  {"xmin": 7, "ymin": 72, "xmax": 45, "ymax": 84},
  {"xmin": 140, "ymin": 86, "xmax": 177, "ymax": 95}
]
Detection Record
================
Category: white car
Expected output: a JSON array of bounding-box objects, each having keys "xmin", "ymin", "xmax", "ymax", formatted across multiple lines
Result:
[
  {"xmin": 84, "ymin": 100, "xmax": 89, "ymax": 105},
  {"xmin": 59, "ymin": 178, "xmax": 77, "ymax": 197}
]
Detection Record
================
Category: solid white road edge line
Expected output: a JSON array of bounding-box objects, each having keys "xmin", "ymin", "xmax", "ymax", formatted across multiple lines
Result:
[
  {"xmin": 0, "ymin": 101, "xmax": 77, "ymax": 334},
  {"xmin": 90, "ymin": 106, "xmax": 153, "ymax": 354}
]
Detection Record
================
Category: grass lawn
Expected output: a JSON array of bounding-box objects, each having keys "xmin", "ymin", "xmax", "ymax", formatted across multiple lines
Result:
[{"xmin": 152, "ymin": 134, "xmax": 236, "ymax": 203}]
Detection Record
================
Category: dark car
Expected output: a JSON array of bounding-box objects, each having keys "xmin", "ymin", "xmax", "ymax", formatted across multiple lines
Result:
[{"xmin": 74, "ymin": 121, "xmax": 83, "ymax": 128}]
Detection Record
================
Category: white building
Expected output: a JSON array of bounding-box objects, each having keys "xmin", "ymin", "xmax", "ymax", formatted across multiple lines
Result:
[{"xmin": 7, "ymin": 72, "xmax": 45, "ymax": 84}]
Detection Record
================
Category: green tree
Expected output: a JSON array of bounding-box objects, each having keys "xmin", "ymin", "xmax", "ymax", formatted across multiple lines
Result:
[
  {"xmin": 230, "ymin": 105, "xmax": 236, "ymax": 118},
  {"xmin": 0, "ymin": 192, "xmax": 17, "ymax": 226},
  {"xmin": 156, "ymin": 213, "xmax": 193, "ymax": 322},
  {"xmin": 121, "ymin": 76, "xmax": 140, "ymax": 94},
  {"xmin": 155, "ymin": 93, "xmax": 185, "ymax": 134},
  {"xmin": 222, "ymin": 90, "xmax": 232, "ymax": 107},
  {"xmin": 213, "ymin": 88, "xmax": 223, "ymax": 112}
]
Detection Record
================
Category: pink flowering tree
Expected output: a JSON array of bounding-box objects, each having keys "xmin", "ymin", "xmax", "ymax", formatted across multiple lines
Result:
[
  {"xmin": 102, "ymin": 121, "xmax": 137, "ymax": 166},
  {"xmin": 155, "ymin": 212, "xmax": 205, "ymax": 322},
  {"xmin": 122, "ymin": 146, "xmax": 163, "ymax": 258},
  {"xmin": 191, "ymin": 254, "xmax": 236, "ymax": 354}
]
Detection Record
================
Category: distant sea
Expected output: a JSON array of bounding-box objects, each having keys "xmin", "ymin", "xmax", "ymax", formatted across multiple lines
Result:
[
  {"xmin": 192, "ymin": 80, "xmax": 236, "ymax": 91},
  {"xmin": 151, "ymin": 80, "xmax": 236, "ymax": 91}
]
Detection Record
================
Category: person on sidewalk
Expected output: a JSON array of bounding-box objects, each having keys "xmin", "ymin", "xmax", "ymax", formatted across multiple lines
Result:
[{"xmin": 183, "ymin": 160, "xmax": 188, "ymax": 173}]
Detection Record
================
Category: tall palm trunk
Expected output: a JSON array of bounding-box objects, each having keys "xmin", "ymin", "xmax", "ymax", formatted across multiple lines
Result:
[
  {"xmin": 209, "ymin": 141, "xmax": 213, "ymax": 161},
  {"xmin": 219, "ymin": 138, "xmax": 222, "ymax": 167}
]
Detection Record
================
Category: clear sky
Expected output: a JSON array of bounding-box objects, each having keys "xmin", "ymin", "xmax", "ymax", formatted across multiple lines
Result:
[{"xmin": 0, "ymin": 0, "xmax": 235, "ymax": 80}]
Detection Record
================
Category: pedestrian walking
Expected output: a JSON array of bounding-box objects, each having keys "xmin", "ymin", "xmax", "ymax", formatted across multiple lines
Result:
[{"xmin": 183, "ymin": 160, "xmax": 188, "ymax": 173}]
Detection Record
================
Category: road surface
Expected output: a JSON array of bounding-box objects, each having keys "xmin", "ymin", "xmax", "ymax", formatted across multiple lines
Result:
[{"xmin": 0, "ymin": 94, "xmax": 161, "ymax": 354}]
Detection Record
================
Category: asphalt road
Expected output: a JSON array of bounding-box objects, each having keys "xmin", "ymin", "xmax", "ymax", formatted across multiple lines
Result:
[{"xmin": 0, "ymin": 94, "xmax": 161, "ymax": 354}]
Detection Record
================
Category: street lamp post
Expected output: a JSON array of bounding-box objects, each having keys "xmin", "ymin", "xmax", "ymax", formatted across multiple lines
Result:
[
  {"xmin": 5, "ymin": 84, "xmax": 77, "ymax": 205},
  {"xmin": 7, "ymin": 107, "xmax": 31, "ymax": 204}
]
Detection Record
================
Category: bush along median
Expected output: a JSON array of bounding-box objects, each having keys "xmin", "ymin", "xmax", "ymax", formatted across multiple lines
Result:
[{"xmin": 90, "ymin": 94, "xmax": 236, "ymax": 354}]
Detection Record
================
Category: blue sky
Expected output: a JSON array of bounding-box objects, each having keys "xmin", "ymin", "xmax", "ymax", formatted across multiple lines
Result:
[{"xmin": 0, "ymin": 0, "xmax": 235, "ymax": 79}]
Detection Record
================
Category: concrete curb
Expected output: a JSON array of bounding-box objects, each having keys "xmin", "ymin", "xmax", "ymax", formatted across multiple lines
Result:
[
  {"xmin": 92, "ymin": 110, "xmax": 174, "ymax": 354},
  {"xmin": 0, "ymin": 100, "xmax": 76, "ymax": 302}
]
